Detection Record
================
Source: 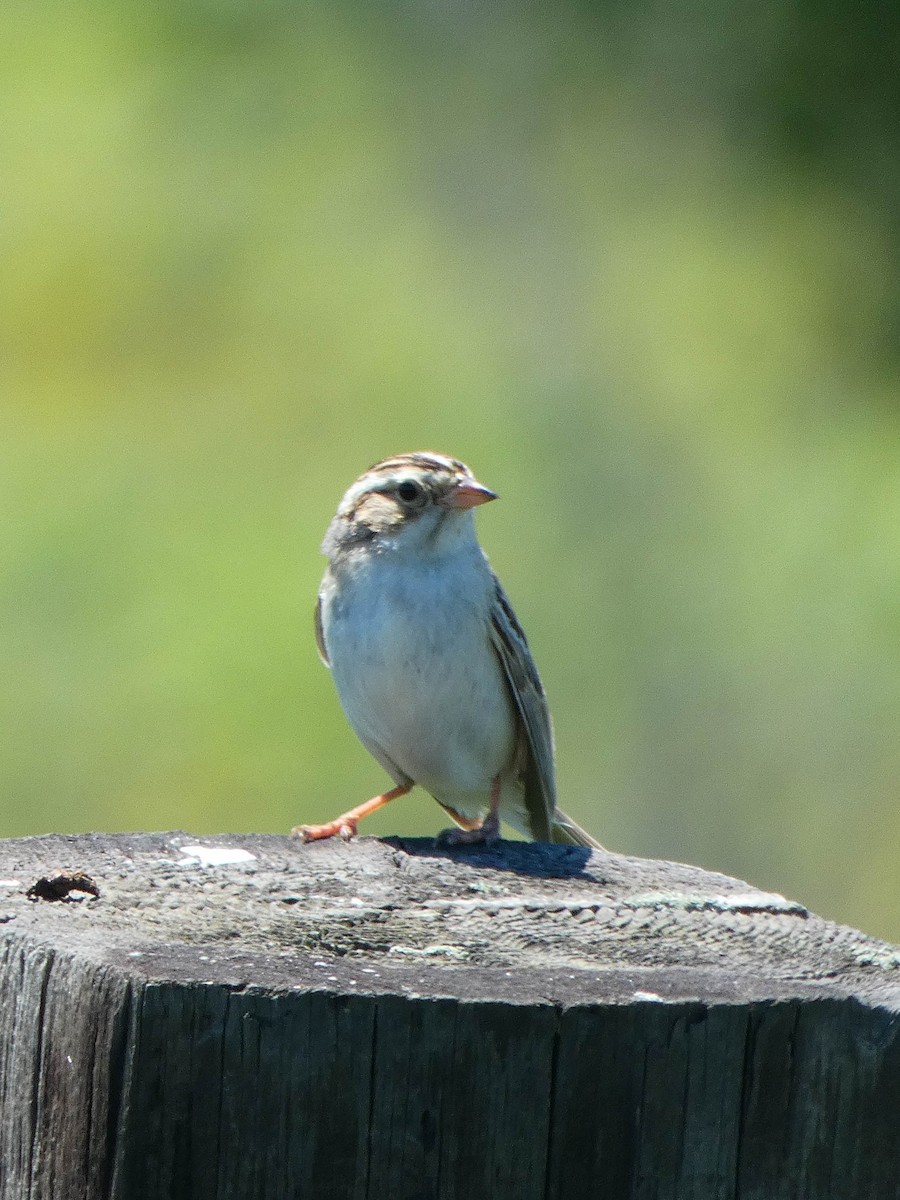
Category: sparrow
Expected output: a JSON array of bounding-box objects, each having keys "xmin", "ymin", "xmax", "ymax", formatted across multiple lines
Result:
[{"xmin": 293, "ymin": 451, "xmax": 602, "ymax": 849}]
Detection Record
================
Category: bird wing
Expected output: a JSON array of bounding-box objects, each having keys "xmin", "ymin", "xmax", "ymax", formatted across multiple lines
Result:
[
  {"xmin": 488, "ymin": 578, "xmax": 556, "ymax": 842},
  {"xmin": 314, "ymin": 594, "xmax": 329, "ymax": 665}
]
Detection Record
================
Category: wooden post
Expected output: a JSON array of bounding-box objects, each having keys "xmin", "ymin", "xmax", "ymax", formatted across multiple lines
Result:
[{"xmin": 0, "ymin": 832, "xmax": 897, "ymax": 1199}]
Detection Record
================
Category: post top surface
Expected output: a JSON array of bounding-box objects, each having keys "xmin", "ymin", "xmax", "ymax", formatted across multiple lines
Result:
[{"xmin": 1, "ymin": 832, "xmax": 897, "ymax": 1009}]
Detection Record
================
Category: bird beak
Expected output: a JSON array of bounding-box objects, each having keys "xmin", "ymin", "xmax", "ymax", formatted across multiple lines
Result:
[{"xmin": 440, "ymin": 479, "xmax": 499, "ymax": 510}]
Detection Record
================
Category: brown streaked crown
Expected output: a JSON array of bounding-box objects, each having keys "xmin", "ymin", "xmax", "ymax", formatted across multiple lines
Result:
[{"xmin": 363, "ymin": 451, "xmax": 470, "ymax": 478}]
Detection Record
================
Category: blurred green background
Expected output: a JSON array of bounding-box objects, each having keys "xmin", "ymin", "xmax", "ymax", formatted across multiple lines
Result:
[{"xmin": 2, "ymin": 1, "xmax": 899, "ymax": 940}]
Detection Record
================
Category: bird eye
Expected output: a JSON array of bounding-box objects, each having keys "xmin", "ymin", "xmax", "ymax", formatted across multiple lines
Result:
[{"xmin": 396, "ymin": 480, "xmax": 422, "ymax": 504}]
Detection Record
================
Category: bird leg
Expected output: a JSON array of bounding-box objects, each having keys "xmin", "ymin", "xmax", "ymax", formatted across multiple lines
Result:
[
  {"xmin": 292, "ymin": 783, "xmax": 412, "ymax": 843},
  {"xmin": 438, "ymin": 775, "xmax": 503, "ymax": 846}
]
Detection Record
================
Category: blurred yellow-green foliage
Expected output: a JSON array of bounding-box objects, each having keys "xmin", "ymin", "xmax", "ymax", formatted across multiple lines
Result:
[{"xmin": 2, "ymin": 1, "xmax": 899, "ymax": 940}]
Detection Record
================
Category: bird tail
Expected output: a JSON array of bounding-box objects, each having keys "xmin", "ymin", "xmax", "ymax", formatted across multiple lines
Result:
[{"xmin": 551, "ymin": 808, "xmax": 605, "ymax": 850}]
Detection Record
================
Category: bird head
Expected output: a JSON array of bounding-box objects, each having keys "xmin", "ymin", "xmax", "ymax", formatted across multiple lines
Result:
[{"xmin": 324, "ymin": 451, "xmax": 497, "ymax": 558}]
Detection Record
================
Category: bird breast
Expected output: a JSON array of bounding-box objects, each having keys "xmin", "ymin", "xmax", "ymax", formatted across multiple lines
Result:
[{"xmin": 320, "ymin": 549, "xmax": 517, "ymax": 795}]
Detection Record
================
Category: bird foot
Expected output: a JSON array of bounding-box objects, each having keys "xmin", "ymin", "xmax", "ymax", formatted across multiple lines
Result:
[
  {"xmin": 291, "ymin": 817, "xmax": 358, "ymax": 843},
  {"xmin": 437, "ymin": 813, "xmax": 501, "ymax": 847}
]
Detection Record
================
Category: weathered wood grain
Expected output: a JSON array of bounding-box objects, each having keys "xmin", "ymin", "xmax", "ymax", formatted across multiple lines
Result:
[{"xmin": 0, "ymin": 832, "xmax": 897, "ymax": 1199}]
